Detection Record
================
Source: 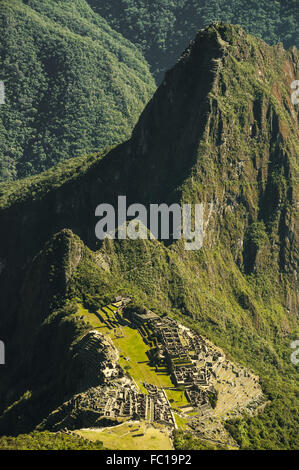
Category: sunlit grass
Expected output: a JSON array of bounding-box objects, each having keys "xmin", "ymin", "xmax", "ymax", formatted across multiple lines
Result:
[{"xmin": 75, "ymin": 421, "xmax": 173, "ymax": 450}]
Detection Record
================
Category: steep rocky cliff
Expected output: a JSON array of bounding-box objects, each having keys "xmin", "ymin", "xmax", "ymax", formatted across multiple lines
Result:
[{"xmin": 0, "ymin": 24, "xmax": 297, "ymax": 320}]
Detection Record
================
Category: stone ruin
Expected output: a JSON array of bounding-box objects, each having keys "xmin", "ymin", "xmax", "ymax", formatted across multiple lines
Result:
[
  {"xmin": 125, "ymin": 310, "xmax": 265, "ymax": 421},
  {"xmin": 37, "ymin": 304, "xmax": 265, "ymax": 445},
  {"xmin": 74, "ymin": 330, "xmax": 123, "ymax": 391},
  {"xmin": 38, "ymin": 380, "xmax": 176, "ymax": 432}
]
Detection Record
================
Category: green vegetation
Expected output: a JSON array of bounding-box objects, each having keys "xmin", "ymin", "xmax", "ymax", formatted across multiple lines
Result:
[
  {"xmin": 75, "ymin": 421, "xmax": 173, "ymax": 450},
  {"xmin": 75, "ymin": 303, "xmax": 191, "ymax": 410},
  {"xmin": 1, "ymin": 0, "xmax": 297, "ymax": 180},
  {"xmin": 225, "ymin": 391, "xmax": 299, "ymax": 450},
  {"xmin": 65, "ymin": 231, "xmax": 299, "ymax": 449},
  {"xmin": 0, "ymin": 0, "xmax": 155, "ymax": 181},
  {"xmin": 0, "ymin": 431, "xmax": 105, "ymax": 450},
  {"xmin": 174, "ymin": 431, "xmax": 228, "ymax": 450},
  {"xmin": 243, "ymin": 222, "xmax": 269, "ymax": 274},
  {"xmin": 173, "ymin": 414, "xmax": 189, "ymax": 430},
  {"xmin": 165, "ymin": 390, "xmax": 189, "ymax": 410},
  {"xmin": 0, "ymin": 150, "xmax": 107, "ymax": 209},
  {"xmin": 115, "ymin": 328, "xmax": 173, "ymax": 390},
  {"xmin": 89, "ymin": 0, "xmax": 298, "ymax": 80}
]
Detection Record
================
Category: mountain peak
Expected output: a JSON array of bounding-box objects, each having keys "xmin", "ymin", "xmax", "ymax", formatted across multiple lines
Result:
[{"xmin": 0, "ymin": 25, "xmax": 297, "ymax": 309}]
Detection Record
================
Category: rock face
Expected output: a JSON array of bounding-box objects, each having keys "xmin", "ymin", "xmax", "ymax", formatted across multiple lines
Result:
[
  {"xmin": 0, "ymin": 230, "xmax": 88, "ymax": 435},
  {"xmin": 0, "ymin": 230, "xmax": 84, "ymax": 369}
]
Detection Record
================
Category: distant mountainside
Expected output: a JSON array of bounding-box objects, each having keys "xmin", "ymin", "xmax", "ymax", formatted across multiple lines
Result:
[
  {"xmin": 88, "ymin": 0, "xmax": 298, "ymax": 81},
  {"xmin": 0, "ymin": 0, "xmax": 155, "ymax": 181},
  {"xmin": 0, "ymin": 24, "xmax": 298, "ymax": 449}
]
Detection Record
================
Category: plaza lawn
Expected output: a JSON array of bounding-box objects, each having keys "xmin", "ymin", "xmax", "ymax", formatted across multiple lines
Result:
[
  {"xmin": 165, "ymin": 389, "xmax": 189, "ymax": 409},
  {"xmin": 76, "ymin": 304, "xmax": 114, "ymax": 335},
  {"xmin": 75, "ymin": 422, "xmax": 173, "ymax": 450}
]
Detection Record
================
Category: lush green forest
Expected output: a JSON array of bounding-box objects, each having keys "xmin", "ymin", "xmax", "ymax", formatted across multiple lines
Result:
[
  {"xmin": 173, "ymin": 431, "xmax": 226, "ymax": 450},
  {"xmin": 0, "ymin": 0, "xmax": 155, "ymax": 181},
  {"xmin": 89, "ymin": 0, "xmax": 298, "ymax": 80},
  {"xmin": 0, "ymin": 431, "xmax": 105, "ymax": 450},
  {"xmin": 1, "ymin": 0, "xmax": 297, "ymax": 179}
]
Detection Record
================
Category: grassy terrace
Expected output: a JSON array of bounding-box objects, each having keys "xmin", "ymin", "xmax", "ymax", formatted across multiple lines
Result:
[
  {"xmin": 165, "ymin": 389, "xmax": 189, "ymax": 410},
  {"xmin": 75, "ymin": 421, "xmax": 173, "ymax": 450}
]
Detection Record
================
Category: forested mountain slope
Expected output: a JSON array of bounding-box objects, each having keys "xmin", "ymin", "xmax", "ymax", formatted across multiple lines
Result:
[
  {"xmin": 0, "ymin": 0, "xmax": 155, "ymax": 181},
  {"xmin": 89, "ymin": 0, "xmax": 298, "ymax": 80}
]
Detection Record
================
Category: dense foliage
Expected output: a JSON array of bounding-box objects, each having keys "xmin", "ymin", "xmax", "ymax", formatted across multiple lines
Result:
[
  {"xmin": 89, "ymin": 0, "xmax": 298, "ymax": 80},
  {"xmin": 173, "ymin": 431, "xmax": 226, "ymax": 450},
  {"xmin": 1, "ymin": 0, "xmax": 297, "ymax": 179},
  {"xmin": 225, "ymin": 392, "xmax": 299, "ymax": 450},
  {"xmin": 0, "ymin": 150, "xmax": 107, "ymax": 209},
  {"xmin": 0, "ymin": 0, "xmax": 155, "ymax": 181},
  {"xmin": 0, "ymin": 431, "xmax": 105, "ymax": 450}
]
